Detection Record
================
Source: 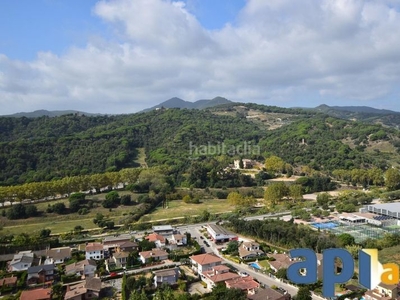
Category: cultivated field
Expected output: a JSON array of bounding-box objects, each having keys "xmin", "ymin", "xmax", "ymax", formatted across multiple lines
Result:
[{"xmin": 142, "ymin": 198, "xmax": 231, "ymax": 221}]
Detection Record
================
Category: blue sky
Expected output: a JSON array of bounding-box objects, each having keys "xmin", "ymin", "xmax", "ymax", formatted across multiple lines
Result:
[
  {"xmin": 1, "ymin": 0, "xmax": 400, "ymax": 114},
  {"xmin": 0, "ymin": 0, "xmax": 245, "ymax": 60}
]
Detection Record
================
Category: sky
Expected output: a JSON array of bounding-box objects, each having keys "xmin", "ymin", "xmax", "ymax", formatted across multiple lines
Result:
[{"xmin": 1, "ymin": 0, "xmax": 400, "ymax": 115}]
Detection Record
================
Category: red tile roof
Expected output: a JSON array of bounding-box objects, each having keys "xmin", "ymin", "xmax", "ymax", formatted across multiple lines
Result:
[
  {"xmin": 85, "ymin": 242, "xmax": 103, "ymax": 252},
  {"xmin": 145, "ymin": 233, "xmax": 165, "ymax": 243},
  {"xmin": 190, "ymin": 253, "xmax": 223, "ymax": 266},
  {"xmin": 225, "ymin": 276, "xmax": 260, "ymax": 291},
  {"xmin": 0, "ymin": 276, "xmax": 17, "ymax": 286},
  {"xmin": 203, "ymin": 271, "xmax": 240, "ymax": 283},
  {"xmin": 20, "ymin": 288, "xmax": 52, "ymax": 300},
  {"xmin": 139, "ymin": 249, "xmax": 168, "ymax": 259}
]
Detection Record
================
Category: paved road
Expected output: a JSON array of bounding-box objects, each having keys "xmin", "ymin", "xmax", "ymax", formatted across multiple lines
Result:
[{"xmin": 186, "ymin": 225, "xmax": 327, "ymax": 300}]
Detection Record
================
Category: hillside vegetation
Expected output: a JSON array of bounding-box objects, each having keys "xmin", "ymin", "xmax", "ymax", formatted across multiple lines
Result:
[{"xmin": 1, "ymin": 103, "xmax": 400, "ymax": 186}]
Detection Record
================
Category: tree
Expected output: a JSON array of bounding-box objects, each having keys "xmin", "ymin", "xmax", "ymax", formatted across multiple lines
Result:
[
  {"xmin": 74, "ymin": 225, "xmax": 84, "ymax": 234},
  {"xmin": 121, "ymin": 194, "xmax": 132, "ymax": 205},
  {"xmin": 129, "ymin": 289, "xmax": 148, "ymax": 300},
  {"xmin": 39, "ymin": 228, "xmax": 51, "ymax": 238},
  {"xmin": 296, "ymin": 286, "xmax": 312, "ymax": 300},
  {"xmin": 25, "ymin": 205, "xmax": 38, "ymax": 217},
  {"xmin": 316, "ymin": 193, "xmax": 331, "ymax": 206},
  {"xmin": 226, "ymin": 241, "xmax": 239, "ymax": 254},
  {"xmin": 265, "ymin": 156, "xmax": 285, "ymax": 174},
  {"xmin": 227, "ymin": 192, "xmax": 244, "ymax": 206},
  {"xmin": 207, "ymin": 283, "xmax": 247, "ymax": 300},
  {"xmin": 276, "ymin": 268, "xmax": 287, "ymax": 280},
  {"xmin": 52, "ymin": 202, "xmax": 67, "ymax": 214},
  {"xmin": 385, "ymin": 168, "xmax": 400, "ymax": 191},
  {"xmin": 105, "ymin": 191, "xmax": 120, "ymax": 206},
  {"xmin": 105, "ymin": 221, "xmax": 114, "ymax": 229},
  {"xmin": 102, "ymin": 198, "xmax": 115, "ymax": 208},
  {"xmin": 7, "ymin": 204, "xmax": 26, "ymax": 220},
  {"xmin": 201, "ymin": 209, "xmax": 211, "ymax": 222},
  {"xmin": 139, "ymin": 239, "xmax": 156, "ymax": 251},
  {"xmin": 345, "ymin": 244, "xmax": 362, "ymax": 259},
  {"xmin": 338, "ymin": 233, "xmax": 355, "ymax": 247},
  {"xmin": 264, "ymin": 182, "xmax": 289, "ymax": 205},
  {"xmin": 289, "ymin": 184, "xmax": 303, "ymax": 202}
]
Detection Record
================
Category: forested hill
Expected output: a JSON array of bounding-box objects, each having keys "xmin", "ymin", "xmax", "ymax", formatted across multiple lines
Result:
[
  {"xmin": 1, "ymin": 104, "xmax": 400, "ymax": 186},
  {"xmin": 311, "ymin": 104, "xmax": 400, "ymax": 129}
]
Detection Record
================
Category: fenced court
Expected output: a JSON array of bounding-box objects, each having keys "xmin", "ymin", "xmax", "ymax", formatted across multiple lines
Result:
[{"xmin": 311, "ymin": 221, "xmax": 400, "ymax": 243}]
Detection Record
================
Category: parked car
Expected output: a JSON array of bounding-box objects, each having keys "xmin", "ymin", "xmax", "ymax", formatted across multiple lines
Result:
[{"xmin": 239, "ymin": 271, "xmax": 249, "ymax": 277}]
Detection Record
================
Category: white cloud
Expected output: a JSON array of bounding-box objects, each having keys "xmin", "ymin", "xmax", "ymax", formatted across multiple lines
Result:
[{"xmin": 1, "ymin": 0, "xmax": 400, "ymax": 114}]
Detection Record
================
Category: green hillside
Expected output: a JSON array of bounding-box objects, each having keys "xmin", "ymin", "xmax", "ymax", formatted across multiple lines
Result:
[{"xmin": 1, "ymin": 104, "xmax": 400, "ymax": 186}]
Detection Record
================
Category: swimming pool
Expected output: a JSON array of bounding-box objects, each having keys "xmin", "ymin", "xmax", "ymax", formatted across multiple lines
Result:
[
  {"xmin": 249, "ymin": 262, "xmax": 262, "ymax": 270},
  {"xmin": 312, "ymin": 222, "xmax": 338, "ymax": 229}
]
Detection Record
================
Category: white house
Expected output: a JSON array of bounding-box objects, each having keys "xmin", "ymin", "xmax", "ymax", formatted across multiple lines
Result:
[
  {"xmin": 190, "ymin": 253, "xmax": 223, "ymax": 275},
  {"xmin": 85, "ymin": 243, "xmax": 104, "ymax": 260},
  {"xmin": 65, "ymin": 259, "xmax": 97, "ymax": 278},
  {"xmin": 153, "ymin": 268, "xmax": 180, "ymax": 288},
  {"xmin": 238, "ymin": 242, "xmax": 264, "ymax": 260},
  {"xmin": 8, "ymin": 251, "xmax": 34, "ymax": 272},
  {"xmin": 44, "ymin": 247, "xmax": 71, "ymax": 265},
  {"xmin": 139, "ymin": 249, "xmax": 169, "ymax": 264}
]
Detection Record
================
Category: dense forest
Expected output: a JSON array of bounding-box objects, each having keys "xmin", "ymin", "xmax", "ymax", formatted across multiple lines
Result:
[{"xmin": 1, "ymin": 103, "xmax": 400, "ymax": 186}]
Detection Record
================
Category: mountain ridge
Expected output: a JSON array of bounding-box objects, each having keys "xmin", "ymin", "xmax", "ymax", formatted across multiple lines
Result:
[
  {"xmin": 3, "ymin": 109, "xmax": 104, "ymax": 118},
  {"xmin": 139, "ymin": 96, "xmax": 233, "ymax": 112}
]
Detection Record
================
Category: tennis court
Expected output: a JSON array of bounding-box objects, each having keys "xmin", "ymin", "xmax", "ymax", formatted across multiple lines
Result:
[
  {"xmin": 312, "ymin": 222, "xmax": 400, "ymax": 243},
  {"xmin": 311, "ymin": 222, "xmax": 339, "ymax": 229}
]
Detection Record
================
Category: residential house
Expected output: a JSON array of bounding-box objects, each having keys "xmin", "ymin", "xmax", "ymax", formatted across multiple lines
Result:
[
  {"xmin": 247, "ymin": 288, "xmax": 291, "ymax": 300},
  {"xmin": 190, "ymin": 253, "xmax": 223, "ymax": 275},
  {"xmin": 234, "ymin": 159, "xmax": 255, "ymax": 169},
  {"xmin": 364, "ymin": 282, "xmax": 399, "ymax": 300},
  {"xmin": 145, "ymin": 233, "xmax": 166, "ymax": 248},
  {"xmin": 103, "ymin": 234, "xmax": 133, "ymax": 247},
  {"xmin": 268, "ymin": 253, "xmax": 295, "ymax": 272},
  {"xmin": 139, "ymin": 248, "xmax": 169, "ymax": 264},
  {"xmin": 113, "ymin": 251, "xmax": 130, "ymax": 268},
  {"xmin": 170, "ymin": 234, "xmax": 187, "ymax": 247},
  {"xmin": 65, "ymin": 259, "xmax": 97, "ymax": 278},
  {"xmin": 201, "ymin": 265, "xmax": 241, "ymax": 289},
  {"xmin": 44, "ymin": 246, "xmax": 71, "ymax": 265},
  {"xmin": 8, "ymin": 250, "xmax": 35, "ymax": 272},
  {"xmin": 64, "ymin": 277, "xmax": 102, "ymax": 300},
  {"xmin": 20, "ymin": 288, "xmax": 52, "ymax": 300},
  {"xmin": 27, "ymin": 264, "xmax": 55, "ymax": 285},
  {"xmin": 103, "ymin": 234, "xmax": 134, "ymax": 255},
  {"xmin": 85, "ymin": 242, "xmax": 104, "ymax": 260},
  {"xmin": 153, "ymin": 267, "xmax": 180, "ymax": 287},
  {"xmin": 0, "ymin": 276, "xmax": 17, "ymax": 288},
  {"xmin": 116, "ymin": 241, "xmax": 139, "ymax": 253},
  {"xmin": 225, "ymin": 276, "xmax": 260, "ymax": 294},
  {"xmin": 238, "ymin": 242, "xmax": 265, "ymax": 260}
]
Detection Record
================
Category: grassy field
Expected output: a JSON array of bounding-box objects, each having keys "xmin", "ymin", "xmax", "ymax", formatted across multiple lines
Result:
[
  {"xmin": 0, "ymin": 193, "xmax": 232, "ymax": 235},
  {"xmin": 257, "ymin": 259, "xmax": 270, "ymax": 270},
  {"xmin": 0, "ymin": 191, "xmax": 140, "ymax": 235},
  {"xmin": 142, "ymin": 198, "xmax": 231, "ymax": 221}
]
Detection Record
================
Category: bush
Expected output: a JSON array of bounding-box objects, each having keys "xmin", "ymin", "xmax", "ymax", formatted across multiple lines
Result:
[
  {"xmin": 215, "ymin": 191, "xmax": 228, "ymax": 199},
  {"xmin": 120, "ymin": 194, "xmax": 132, "ymax": 205},
  {"xmin": 52, "ymin": 202, "xmax": 66, "ymax": 214},
  {"xmin": 7, "ymin": 204, "xmax": 26, "ymax": 220}
]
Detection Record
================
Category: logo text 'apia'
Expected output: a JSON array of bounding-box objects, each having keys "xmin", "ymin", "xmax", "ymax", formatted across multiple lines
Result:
[{"xmin": 287, "ymin": 248, "xmax": 399, "ymax": 297}]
